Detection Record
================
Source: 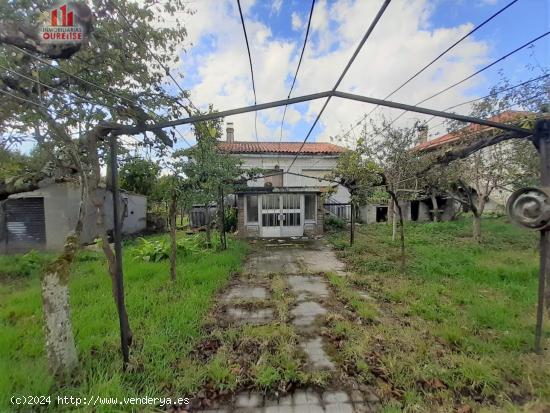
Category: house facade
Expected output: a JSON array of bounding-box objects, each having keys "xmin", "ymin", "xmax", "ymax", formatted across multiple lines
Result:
[{"xmin": 219, "ymin": 123, "xmax": 349, "ymax": 238}]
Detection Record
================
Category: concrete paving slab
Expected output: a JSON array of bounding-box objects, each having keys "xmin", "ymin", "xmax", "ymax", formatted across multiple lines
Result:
[
  {"xmin": 227, "ymin": 307, "xmax": 274, "ymax": 325},
  {"xmin": 324, "ymin": 403, "xmax": 354, "ymax": 413},
  {"xmin": 243, "ymin": 250, "xmax": 301, "ymax": 275},
  {"xmin": 292, "ymin": 389, "xmax": 321, "ymax": 406},
  {"xmin": 287, "ymin": 275, "xmax": 329, "ymax": 299},
  {"xmin": 295, "ymin": 248, "xmax": 346, "ymax": 274},
  {"xmin": 291, "ymin": 301, "xmax": 326, "ymax": 327},
  {"xmin": 208, "ymin": 239, "xmax": 374, "ymax": 413},
  {"xmin": 223, "ymin": 286, "xmax": 268, "ymax": 302},
  {"xmin": 323, "ymin": 391, "xmax": 350, "ymax": 403},
  {"xmin": 300, "ymin": 337, "xmax": 335, "ymax": 370},
  {"xmin": 235, "ymin": 393, "xmax": 263, "ymax": 408}
]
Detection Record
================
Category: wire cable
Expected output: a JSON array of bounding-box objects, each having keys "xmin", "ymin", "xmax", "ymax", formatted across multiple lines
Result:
[
  {"xmin": 107, "ymin": 3, "xmax": 195, "ymax": 148},
  {"xmin": 109, "ymin": 2, "xmax": 190, "ymax": 103},
  {"xmin": 8, "ymin": 45, "xmax": 136, "ymax": 105},
  {"xmin": 423, "ymin": 73, "xmax": 549, "ymax": 127},
  {"xmin": 236, "ymin": 0, "xmax": 260, "ymax": 148},
  {"xmin": 0, "ymin": 63, "xmax": 119, "ymax": 110},
  {"xmin": 373, "ymin": 31, "xmax": 550, "ymax": 139},
  {"xmin": 278, "ymin": 0, "xmax": 316, "ymax": 161},
  {"xmin": 287, "ymin": 0, "xmax": 392, "ymax": 171},
  {"xmin": 343, "ymin": 0, "xmax": 521, "ymax": 140},
  {"xmin": 0, "ymin": 89, "xmax": 49, "ymax": 110}
]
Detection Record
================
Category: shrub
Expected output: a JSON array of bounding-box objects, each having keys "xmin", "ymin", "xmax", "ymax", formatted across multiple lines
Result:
[
  {"xmin": 134, "ymin": 238, "xmax": 169, "ymax": 262},
  {"xmin": 0, "ymin": 251, "xmax": 50, "ymax": 278},
  {"xmin": 325, "ymin": 215, "xmax": 346, "ymax": 230},
  {"xmin": 133, "ymin": 234, "xmax": 206, "ymax": 262},
  {"xmin": 224, "ymin": 207, "xmax": 237, "ymax": 233}
]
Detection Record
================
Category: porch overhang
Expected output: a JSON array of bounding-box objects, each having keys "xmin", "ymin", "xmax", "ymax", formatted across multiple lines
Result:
[{"xmin": 236, "ymin": 186, "xmax": 324, "ymax": 195}]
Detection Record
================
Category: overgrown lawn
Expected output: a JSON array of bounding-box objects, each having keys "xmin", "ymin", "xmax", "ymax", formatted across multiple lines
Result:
[
  {"xmin": 0, "ymin": 232, "xmax": 247, "ymax": 411},
  {"xmin": 327, "ymin": 216, "xmax": 549, "ymax": 411}
]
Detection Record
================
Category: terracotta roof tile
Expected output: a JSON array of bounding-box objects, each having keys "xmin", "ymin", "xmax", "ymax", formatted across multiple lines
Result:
[
  {"xmin": 218, "ymin": 141, "xmax": 347, "ymax": 154},
  {"xmin": 415, "ymin": 111, "xmax": 532, "ymax": 152}
]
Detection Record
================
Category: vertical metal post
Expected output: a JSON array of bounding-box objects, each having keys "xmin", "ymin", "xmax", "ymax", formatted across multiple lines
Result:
[
  {"xmin": 219, "ymin": 185, "xmax": 226, "ymax": 250},
  {"xmin": 109, "ymin": 134, "xmax": 130, "ymax": 366},
  {"xmin": 350, "ymin": 202, "xmax": 355, "ymax": 246},
  {"xmin": 535, "ymin": 119, "xmax": 550, "ymax": 353}
]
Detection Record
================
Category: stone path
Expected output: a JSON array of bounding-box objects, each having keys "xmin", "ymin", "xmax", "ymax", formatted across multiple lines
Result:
[{"xmin": 200, "ymin": 240, "xmax": 379, "ymax": 413}]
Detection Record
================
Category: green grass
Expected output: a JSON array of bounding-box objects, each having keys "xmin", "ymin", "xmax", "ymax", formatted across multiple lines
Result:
[
  {"xmin": 328, "ymin": 216, "xmax": 550, "ymax": 411},
  {"xmin": 0, "ymin": 232, "xmax": 247, "ymax": 412},
  {"xmin": 327, "ymin": 273, "xmax": 379, "ymax": 322}
]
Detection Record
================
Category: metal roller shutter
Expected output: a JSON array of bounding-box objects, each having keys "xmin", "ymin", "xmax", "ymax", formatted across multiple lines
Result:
[{"xmin": 6, "ymin": 197, "xmax": 46, "ymax": 251}]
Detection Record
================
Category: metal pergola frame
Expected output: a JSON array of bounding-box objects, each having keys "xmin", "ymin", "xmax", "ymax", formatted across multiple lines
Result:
[{"xmin": 114, "ymin": 90, "xmax": 533, "ymax": 138}]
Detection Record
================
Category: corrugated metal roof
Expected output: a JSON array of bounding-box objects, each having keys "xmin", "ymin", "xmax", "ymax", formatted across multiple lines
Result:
[{"xmin": 218, "ymin": 142, "xmax": 347, "ymax": 154}]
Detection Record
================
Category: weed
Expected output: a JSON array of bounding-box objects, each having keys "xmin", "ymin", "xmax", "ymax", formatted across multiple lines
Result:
[
  {"xmin": 327, "ymin": 216, "xmax": 550, "ymax": 411},
  {"xmin": 0, "ymin": 232, "xmax": 247, "ymax": 410}
]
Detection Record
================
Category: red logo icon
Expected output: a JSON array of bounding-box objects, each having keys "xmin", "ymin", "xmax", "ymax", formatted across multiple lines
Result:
[
  {"xmin": 50, "ymin": 4, "xmax": 74, "ymax": 27},
  {"xmin": 39, "ymin": 2, "xmax": 83, "ymax": 43}
]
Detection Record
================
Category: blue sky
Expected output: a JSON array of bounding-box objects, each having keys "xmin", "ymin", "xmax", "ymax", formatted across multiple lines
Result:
[
  {"xmin": 14, "ymin": 0, "xmax": 548, "ymax": 155},
  {"xmin": 166, "ymin": 0, "xmax": 548, "ymax": 151}
]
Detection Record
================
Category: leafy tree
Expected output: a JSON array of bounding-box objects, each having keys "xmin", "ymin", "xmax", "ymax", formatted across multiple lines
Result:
[
  {"xmin": 119, "ymin": 157, "xmax": 160, "ymax": 197},
  {"xmin": 0, "ymin": 145, "xmax": 29, "ymax": 180},
  {"xmin": 177, "ymin": 115, "xmax": 242, "ymax": 248},
  {"xmin": 0, "ymin": 0, "xmax": 192, "ymax": 375},
  {"xmin": 439, "ymin": 70, "xmax": 547, "ymax": 242},
  {"xmin": 330, "ymin": 139, "xmax": 382, "ymax": 245},
  {"xmin": 365, "ymin": 121, "xmax": 422, "ymax": 270},
  {"xmin": 415, "ymin": 158, "xmax": 461, "ymax": 222}
]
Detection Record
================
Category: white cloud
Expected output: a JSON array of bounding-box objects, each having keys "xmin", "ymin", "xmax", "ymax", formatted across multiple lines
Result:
[
  {"xmin": 176, "ymin": 0, "xmax": 491, "ymax": 146},
  {"xmin": 291, "ymin": 12, "xmax": 303, "ymax": 31},
  {"xmin": 271, "ymin": 0, "xmax": 283, "ymax": 15}
]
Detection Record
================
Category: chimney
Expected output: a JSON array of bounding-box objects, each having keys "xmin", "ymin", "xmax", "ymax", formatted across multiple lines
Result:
[
  {"xmin": 226, "ymin": 122, "xmax": 234, "ymax": 143},
  {"xmin": 417, "ymin": 125, "xmax": 428, "ymax": 143}
]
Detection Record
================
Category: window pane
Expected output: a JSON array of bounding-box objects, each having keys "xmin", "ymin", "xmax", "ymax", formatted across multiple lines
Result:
[
  {"xmin": 305, "ymin": 194, "xmax": 315, "ymax": 220},
  {"xmin": 246, "ymin": 195, "xmax": 258, "ymax": 222}
]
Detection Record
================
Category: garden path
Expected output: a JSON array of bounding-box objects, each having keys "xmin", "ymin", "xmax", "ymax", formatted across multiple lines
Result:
[{"xmin": 197, "ymin": 239, "xmax": 380, "ymax": 413}]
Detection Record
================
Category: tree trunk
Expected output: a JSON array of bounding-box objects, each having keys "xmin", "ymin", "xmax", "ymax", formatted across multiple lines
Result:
[
  {"xmin": 86, "ymin": 134, "xmax": 132, "ymax": 349},
  {"xmin": 42, "ymin": 233, "xmax": 79, "ymax": 378},
  {"xmin": 396, "ymin": 201, "xmax": 406, "ymax": 272},
  {"xmin": 41, "ymin": 153, "xmax": 86, "ymax": 378},
  {"xmin": 387, "ymin": 199, "xmax": 394, "ymax": 226},
  {"xmin": 169, "ymin": 195, "xmax": 177, "ymax": 282},
  {"xmin": 218, "ymin": 188, "xmax": 226, "ymax": 250},
  {"xmin": 472, "ymin": 213, "xmax": 482, "ymax": 243},
  {"xmin": 392, "ymin": 207, "xmax": 397, "ymax": 241},
  {"xmin": 430, "ymin": 193, "xmax": 440, "ymax": 222},
  {"xmin": 472, "ymin": 197, "xmax": 485, "ymax": 243},
  {"xmin": 204, "ymin": 205, "xmax": 212, "ymax": 248},
  {"xmin": 180, "ymin": 207, "xmax": 184, "ymax": 227},
  {"xmin": 388, "ymin": 191, "xmax": 406, "ymax": 273}
]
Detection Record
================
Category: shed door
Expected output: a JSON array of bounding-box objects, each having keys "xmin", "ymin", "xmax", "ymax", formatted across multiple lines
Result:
[
  {"xmin": 260, "ymin": 194, "xmax": 303, "ymax": 238},
  {"xmin": 281, "ymin": 194, "xmax": 302, "ymax": 237},
  {"xmin": 6, "ymin": 197, "xmax": 46, "ymax": 251}
]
